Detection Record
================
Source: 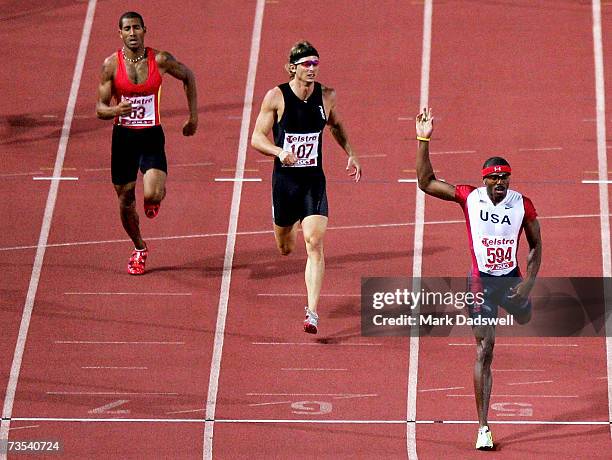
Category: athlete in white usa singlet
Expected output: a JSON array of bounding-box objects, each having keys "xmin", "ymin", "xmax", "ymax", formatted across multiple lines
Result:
[{"xmin": 415, "ymin": 107, "xmax": 542, "ymax": 451}]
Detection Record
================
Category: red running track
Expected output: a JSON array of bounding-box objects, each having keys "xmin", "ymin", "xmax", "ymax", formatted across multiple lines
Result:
[{"xmin": 1, "ymin": 0, "xmax": 611, "ymax": 458}]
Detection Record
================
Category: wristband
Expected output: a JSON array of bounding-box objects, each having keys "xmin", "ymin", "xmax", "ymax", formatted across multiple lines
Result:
[{"xmin": 416, "ymin": 136, "xmax": 430, "ymax": 142}]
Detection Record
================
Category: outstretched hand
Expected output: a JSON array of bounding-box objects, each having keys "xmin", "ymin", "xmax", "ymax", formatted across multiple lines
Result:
[{"xmin": 415, "ymin": 107, "xmax": 434, "ymax": 139}]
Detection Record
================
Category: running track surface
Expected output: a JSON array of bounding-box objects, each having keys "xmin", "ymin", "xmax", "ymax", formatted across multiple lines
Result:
[{"xmin": 1, "ymin": 1, "xmax": 611, "ymax": 458}]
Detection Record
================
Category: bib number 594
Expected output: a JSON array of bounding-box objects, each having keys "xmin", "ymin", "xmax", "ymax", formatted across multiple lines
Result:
[{"xmin": 486, "ymin": 247, "xmax": 511, "ymax": 264}]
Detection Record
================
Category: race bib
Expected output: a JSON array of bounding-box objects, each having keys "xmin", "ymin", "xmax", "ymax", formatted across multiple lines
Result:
[
  {"xmin": 282, "ymin": 132, "xmax": 320, "ymax": 167},
  {"xmin": 479, "ymin": 235, "xmax": 517, "ymax": 274},
  {"xmin": 118, "ymin": 95, "xmax": 156, "ymax": 126}
]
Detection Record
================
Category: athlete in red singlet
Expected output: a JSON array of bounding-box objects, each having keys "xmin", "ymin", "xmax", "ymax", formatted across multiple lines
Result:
[
  {"xmin": 415, "ymin": 107, "xmax": 542, "ymax": 451},
  {"xmin": 96, "ymin": 11, "xmax": 198, "ymax": 275}
]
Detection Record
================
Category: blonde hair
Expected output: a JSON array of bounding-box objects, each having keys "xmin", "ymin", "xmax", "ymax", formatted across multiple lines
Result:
[{"xmin": 285, "ymin": 40, "xmax": 319, "ymax": 79}]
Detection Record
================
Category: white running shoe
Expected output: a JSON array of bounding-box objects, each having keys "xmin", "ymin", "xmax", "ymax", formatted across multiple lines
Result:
[
  {"xmin": 475, "ymin": 425, "xmax": 494, "ymax": 450},
  {"xmin": 304, "ymin": 307, "xmax": 319, "ymax": 334}
]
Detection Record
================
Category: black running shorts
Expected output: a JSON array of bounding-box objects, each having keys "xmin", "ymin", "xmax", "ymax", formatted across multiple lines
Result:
[
  {"xmin": 111, "ymin": 125, "xmax": 167, "ymax": 185},
  {"xmin": 467, "ymin": 268, "xmax": 532, "ymax": 320},
  {"xmin": 271, "ymin": 171, "xmax": 328, "ymax": 227}
]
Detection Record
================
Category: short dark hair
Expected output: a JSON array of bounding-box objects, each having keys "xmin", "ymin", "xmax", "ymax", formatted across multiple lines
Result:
[
  {"xmin": 119, "ymin": 11, "xmax": 145, "ymax": 29},
  {"xmin": 482, "ymin": 156, "xmax": 510, "ymax": 169}
]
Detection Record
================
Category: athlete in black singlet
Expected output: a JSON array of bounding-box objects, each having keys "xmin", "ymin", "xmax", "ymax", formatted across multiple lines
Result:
[{"xmin": 251, "ymin": 41, "xmax": 361, "ymax": 334}]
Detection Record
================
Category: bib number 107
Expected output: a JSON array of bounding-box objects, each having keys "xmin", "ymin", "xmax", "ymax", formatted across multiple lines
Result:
[
  {"xmin": 486, "ymin": 247, "xmax": 511, "ymax": 264},
  {"xmin": 290, "ymin": 143, "xmax": 314, "ymax": 159}
]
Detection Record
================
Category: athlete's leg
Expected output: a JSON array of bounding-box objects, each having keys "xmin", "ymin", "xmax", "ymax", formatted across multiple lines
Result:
[
  {"xmin": 274, "ymin": 222, "xmax": 299, "ymax": 256},
  {"xmin": 301, "ymin": 215, "xmax": 328, "ymax": 314},
  {"xmin": 142, "ymin": 168, "xmax": 167, "ymax": 218},
  {"xmin": 473, "ymin": 325, "xmax": 495, "ymax": 427},
  {"xmin": 114, "ymin": 181, "xmax": 146, "ymax": 250}
]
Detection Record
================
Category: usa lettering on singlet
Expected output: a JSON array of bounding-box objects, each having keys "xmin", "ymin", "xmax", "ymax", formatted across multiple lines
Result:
[
  {"xmin": 113, "ymin": 47, "xmax": 162, "ymax": 128},
  {"xmin": 456, "ymin": 186, "xmax": 537, "ymax": 276}
]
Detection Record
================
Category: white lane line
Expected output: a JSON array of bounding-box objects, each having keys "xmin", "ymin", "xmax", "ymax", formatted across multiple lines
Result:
[
  {"xmin": 0, "ymin": 172, "xmax": 40, "ymax": 178},
  {"xmin": 248, "ymin": 401, "xmax": 292, "ymax": 407},
  {"xmin": 582, "ymin": 180, "xmax": 612, "ymax": 184},
  {"xmin": 506, "ymin": 380, "xmax": 554, "ymax": 386},
  {"xmin": 1, "ymin": 417, "xmax": 607, "ymax": 425},
  {"xmin": 81, "ymin": 367, "xmax": 148, "ymax": 370},
  {"xmin": 448, "ymin": 394, "xmax": 577, "ymax": 398},
  {"xmin": 448, "ymin": 343, "xmax": 578, "ymax": 347},
  {"xmin": 592, "ymin": 0, "xmax": 612, "ymax": 439},
  {"xmin": 408, "ymin": 3, "xmax": 432, "ymax": 460},
  {"xmin": 46, "ymin": 392, "xmax": 177, "ymax": 396},
  {"xmin": 54, "ymin": 341, "xmax": 184, "ymax": 345},
  {"xmin": 281, "ymin": 368, "xmax": 347, "ymax": 371},
  {"xmin": 0, "ymin": 212, "xmax": 601, "ymax": 253},
  {"xmin": 252, "ymin": 342, "xmax": 382, "ymax": 346},
  {"xmin": 517, "ymin": 147, "xmax": 563, "ymax": 152},
  {"xmin": 204, "ymin": 3, "xmax": 265, "ymax": 459},
  {"xmin": 64, "ymin": 292, "xmax": 191, "ymax": 296},
  {"xmin": 419, "ymin": 386, "xmax": 464, "ymax": 392},
  {"xmin": 0, "ymin": 1, "xmax": 97, "ymax": 451},
  {"xmin": 32, "ymin": 177, "xmax": 78, "ymax": 181},
  {"xmin": 398, "ymin": 179, "xmax": 418, "ymax": 183},
  {"xmin": 214, "ymin": 178, "xmax": 262, "ymax": 182}
]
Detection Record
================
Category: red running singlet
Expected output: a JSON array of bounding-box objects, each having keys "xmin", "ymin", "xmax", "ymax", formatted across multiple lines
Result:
[{"xmin": 113, "ymin": 47, "xmax": 162, "ymax": 128}]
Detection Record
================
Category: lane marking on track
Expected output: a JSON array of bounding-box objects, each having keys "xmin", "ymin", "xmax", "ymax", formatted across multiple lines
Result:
[
  {"xmin": 583, "ymin": 180, "xmax": 612, "ymax": 184},
  {"xmin": 419, "ymin": 386, "xmax": 463, "ymax": 392},
  {"xmin": 257, "ymin": 293, "xmax": 359, "ymax": 297},
  {"xmin": 398, "ymin": 179, "xmax": 418, "ymax": 183},
  {"xmin": 204, "ymin": 3, "xmax": 266, "ymax": 459},
  {"xmin": 247, "ymin": 393, "xmax": 377, "ymax": 397},
  {"xmin": 8, "ymin": 425, "xmax": 39, "ymax": 431},
  {"xmin": 64, "ymin": 292, "xmax": 191, "ymax": 296},
  {"xmin": 252, "ymin": 342, "xmax": 382, "ymax": 346},
  {"xmin": 214, "ymin": 178, "xmax": 262, "ymax": 182},
  {"xmin": 518, "ymin": 147, "xmax": 563, "ymax": 152},
  {"xmin": 493, "ymin": 369, "xmax": 545, "ymax": 372},
  {"xmin": 591, "ymin": 0, "xmax": 612, "ymax": 438},
  {"xmin": 2, "ymin": 417, "xmax": 609, "ymax": 425},
  {"xmin": 32, "ymin": 177, "xmax": 78, "ymax": 181},
  {"xmin": 81, "ymin": 367, "xmax": 148, "ymax": 370},
  {"xmin": 429, "ymin": 150, "xmax": 476, "ymax": 155},
  {"xmin": 506, "ymin": 380, "xmax": 554, "ymax": 386},
  {"xmin": 448, "ymin": 343, "xmax": 578, "ymax": 347},
  {"xmin": 447, "ymin": 394, "xmax": 577, "ymax": 398},
  {"xmin": 248, "ymin": 401, "xmax": 292, "ymax": 407},
  {"xmin": 0, "ymin": 212, "xmax": 601, "ymax": 252},
  {"xmin": 46, "ymin": 392, "xmax": 177, "ymax": 396},
  {"xmin": 0, "ymin": 0, "xmax": 98, "ymax": 450},
  {"xmin": 54, "ymin": 341, "xmax": 185, "ymax": 345},
  {"xmin": 359, "ymin": 154, "xmax": 387, "ymax": 158},
  {"xmin": 408, "ymin": 3, "xmax": 433, "ymax": 459},
  {"xmin": 0, "ymin": 172, "xmax": 40, "ymax": 178},
  {"xmin": 166, "ymin": 408, "xmax": 206, "ymax": 415},
  {"xmin": 281, "ymin": 368, "xmax": 347, "ymax": 371}
]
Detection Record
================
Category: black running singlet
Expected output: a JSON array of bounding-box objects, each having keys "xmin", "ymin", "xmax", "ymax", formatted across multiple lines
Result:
[{"xmin": 273, "ymin": 82, "xmax": 327, "ymax": 173}]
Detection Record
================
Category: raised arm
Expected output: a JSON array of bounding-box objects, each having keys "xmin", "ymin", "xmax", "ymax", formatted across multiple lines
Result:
[
  {"xmin": 157, "ymin": 51, "xmax": 198, "ymax": 136},
  {"xmin": 325, "ymin": 87, "xmax": 361, "ymax": 182},
  {"xmin": 415, "ymin": 107, "xmax": 456, "ymax": 201},
  {"xmin": 250, "ymin": 88, "xmax": 297, "ymax": 166},
  {"xmin": 96, "ymin": 56, "xmax": 132, "ymax": 120}
]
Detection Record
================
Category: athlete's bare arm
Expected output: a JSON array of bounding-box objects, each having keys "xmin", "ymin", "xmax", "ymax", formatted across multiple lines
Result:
[
  {"xmin": 323, "ymin": 86, "xmax": 361, "ymax": 182},
  {"xmin": 251, "ymin": 88, "xmax": 297, "ymax": 166},
  {"xmin": 96, "ymin": 55, "xmax": 132, "ymax": 120},
  {"xmin": 510, "ymin": 217, "xmax": 542, "ymax": 300},
  {"xmin": 415, "ymin": 107, "xmax": 456, "ymax": 201},
  {"xmin": 156, "ymin": 51, "xmax": 198, "ymax": 136}
]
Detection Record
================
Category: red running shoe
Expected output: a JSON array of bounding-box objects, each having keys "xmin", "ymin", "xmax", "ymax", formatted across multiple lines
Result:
[
  {"xmin": 304, "ymin": 307, "xmax": 319, "ymax": 334},
  {"xmin": 127, "ymin": 247, "xmax": 148, "ymax": 275},
  {"xmin": 144, "ymin": 203, "xmax": 160, "ymax": 219}
]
